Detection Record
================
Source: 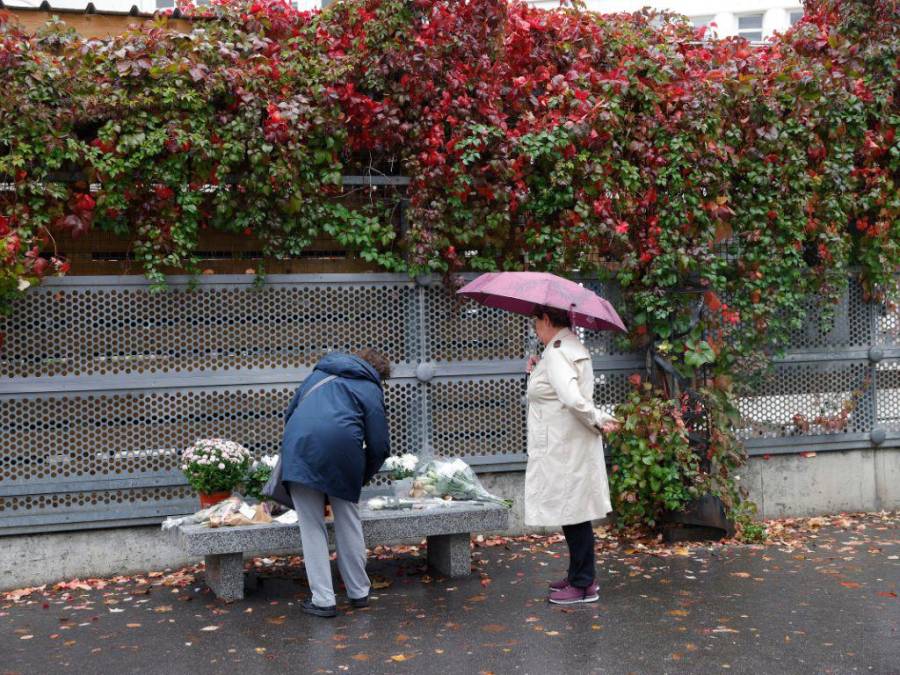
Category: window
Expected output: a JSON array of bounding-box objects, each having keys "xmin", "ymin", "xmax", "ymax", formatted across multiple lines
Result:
[
  {"xmin": 690, "ymin": 15, "xmax": 716, "ymax": 37},
  {"xmin": 737, "ymin": 13, "xmax": 764, "ymax": 42},
  {"xmin": 789, "ymin": 10, "xmax": 804, "ymax": 26}
]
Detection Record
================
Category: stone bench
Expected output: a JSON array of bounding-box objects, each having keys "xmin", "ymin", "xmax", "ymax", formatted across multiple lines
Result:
[{"xmin": 166, "ymin": 502, "xmax": 509, "ymax": 601}]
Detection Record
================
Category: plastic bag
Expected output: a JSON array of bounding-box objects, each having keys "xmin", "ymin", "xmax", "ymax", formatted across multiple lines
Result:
[
  {"xmin": 412, "ymin": 458, "xmax": 512, "ymax": 507},
  {"xmin": 366, "ymin": 496, "xmax": 459, "ymax": 511},
  {"xmin": 161, "ymin": 496, "xmax": 273, "ymax": 530},
  {"xmin": 209, "ymin": 501, "xmax": 272, "ymax": 528}
]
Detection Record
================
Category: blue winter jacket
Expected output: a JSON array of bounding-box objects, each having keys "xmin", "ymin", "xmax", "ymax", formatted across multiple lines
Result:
[{"xmin": 280, "ymin": 352, "xmax": 390, "ymax": 502}]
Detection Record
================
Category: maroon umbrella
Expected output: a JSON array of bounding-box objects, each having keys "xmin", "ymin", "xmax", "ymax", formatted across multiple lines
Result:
[{"xmin": 457, "ymin": 271, "xmax": 626, "ymax": 332}]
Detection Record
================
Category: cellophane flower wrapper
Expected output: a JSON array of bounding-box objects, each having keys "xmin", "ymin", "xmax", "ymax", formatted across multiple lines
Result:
[{"xmin": 415, "ymin": 458, "xmax": 512, "ymax": 508}]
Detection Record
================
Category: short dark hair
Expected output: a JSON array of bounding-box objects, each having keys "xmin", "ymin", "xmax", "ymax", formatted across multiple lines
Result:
[
  {"xmin": 531, "ymin": 306, "xmax": 570, "ymax": 329},
  {"xmin": 355, "ymin": 348, "xmax": 391, "ymax": 381}
]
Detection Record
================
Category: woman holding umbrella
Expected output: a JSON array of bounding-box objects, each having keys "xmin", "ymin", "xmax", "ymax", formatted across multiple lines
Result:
[
  {"xmin": 526, "ymin": 306, "xmax": 620, "ymax": 604},
  {"xmin": 458, "ymin": 272, "xmax": 625, "ymax": 605}
]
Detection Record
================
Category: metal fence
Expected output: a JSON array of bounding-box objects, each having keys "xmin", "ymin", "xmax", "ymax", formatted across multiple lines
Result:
[{"xmin": 0, "ymin": 273, "xmax": 898, "ymax": 535}]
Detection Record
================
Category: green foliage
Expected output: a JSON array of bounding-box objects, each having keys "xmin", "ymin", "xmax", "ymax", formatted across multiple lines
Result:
[
  {"xmin": 734, "ymin": 502, "xmax": 768, "ymax": 543},
  {"xmin": 240, "ymin": 462, "xmax": 273, "ymax": 502},
  {"xmin": 606, "ymin": 381, "xmax": 703, "ymax": 528}
]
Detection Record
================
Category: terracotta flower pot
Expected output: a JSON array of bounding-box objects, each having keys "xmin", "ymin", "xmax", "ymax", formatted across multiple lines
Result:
[{"xmin": 198, "ymin": 491, "xmax": 232, "ymax": 509}]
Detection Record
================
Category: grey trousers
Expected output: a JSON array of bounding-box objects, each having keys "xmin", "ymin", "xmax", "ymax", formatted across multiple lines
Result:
[{"xmin": 288, "ymin": 482, "xmax": 370, "ymax": 607}]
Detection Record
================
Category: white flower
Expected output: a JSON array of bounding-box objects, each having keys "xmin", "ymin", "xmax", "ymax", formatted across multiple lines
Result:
[
  {"xmin": 400, "ymin": 454, "xmax": 419, "ymax": 471},
  {"xmin": 261, "ymin": 455, "xmax": 278, "ymax": 468},
  {"xmin": 218, "ymin": 463, "xmax": 225, "ymax": 470}
]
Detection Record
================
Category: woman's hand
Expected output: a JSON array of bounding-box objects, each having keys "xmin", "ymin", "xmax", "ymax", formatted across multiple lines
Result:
[
  {"xmin": 600, "ymin": 420, "xmax": 621, "ymax": 434},
  {"xmin": 526, "ymin": 355, "xmax": 539, "ymax": 373}
]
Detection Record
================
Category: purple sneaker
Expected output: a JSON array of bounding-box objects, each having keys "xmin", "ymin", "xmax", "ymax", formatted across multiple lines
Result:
[
  {"xmin": 549, "ymin": 582, "xmax": 599, "ymax": 605},
  {"xmin": 549, "ymin": 577, "xmax": 569, "ymax": 591}
]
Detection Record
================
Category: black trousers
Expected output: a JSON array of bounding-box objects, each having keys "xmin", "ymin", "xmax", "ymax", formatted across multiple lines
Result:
[{"xmin": 562, "ymin": 521, "xmax": 596, "ymax": 588}]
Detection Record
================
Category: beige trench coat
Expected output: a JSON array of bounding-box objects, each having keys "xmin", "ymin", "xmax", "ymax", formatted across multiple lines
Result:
[{"xmin": 524, "ymin": 328, "xmax": 614, "ymax": 527}]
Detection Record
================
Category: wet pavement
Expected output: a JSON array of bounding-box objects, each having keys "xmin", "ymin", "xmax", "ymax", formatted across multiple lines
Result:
[{"xmin": 2, "ymin": 512, "xmax": 898, "ymax": 675}]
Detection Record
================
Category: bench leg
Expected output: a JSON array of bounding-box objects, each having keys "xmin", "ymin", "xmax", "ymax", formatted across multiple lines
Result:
[
  {"xmin": 204, "ymin": 553, "xmax": 245, "ymax": 601},
  {"xmin": 427, "ymin": 533, "xmax": 471, "ymax": 578}
]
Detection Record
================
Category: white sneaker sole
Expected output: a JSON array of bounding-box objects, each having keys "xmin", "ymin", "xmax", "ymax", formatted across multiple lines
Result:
[{"xmin": 549, "ymin": 592, "xmax": 599, "ymax": 605}]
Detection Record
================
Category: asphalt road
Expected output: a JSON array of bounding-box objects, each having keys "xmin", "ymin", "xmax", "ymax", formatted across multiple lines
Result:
[{"xmin": 2, "ymin": 513, "xmax": 897, "ymax": 675}]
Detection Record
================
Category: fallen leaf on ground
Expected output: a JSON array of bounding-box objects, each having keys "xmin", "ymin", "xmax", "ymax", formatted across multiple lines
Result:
[
  {"xmin": 201, "ymin": 625, "xmax": 220, "ymax": 631},
  {"xmin": 390, "ymin": 654, "xmax": 411, "ymax": 662}
]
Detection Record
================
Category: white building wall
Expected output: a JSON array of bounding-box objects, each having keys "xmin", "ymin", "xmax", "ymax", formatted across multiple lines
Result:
[{"xmin": 533, "ymin": 0, "xmax": 803, "ymax": 40}]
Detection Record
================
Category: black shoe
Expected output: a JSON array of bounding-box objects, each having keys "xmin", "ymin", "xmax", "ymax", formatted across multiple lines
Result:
[
  {"xmin": 301, "ymin": 599, "xmax": 337, "ymax": 618},
  {"xmin": 349, "ymin": 595, "xmax": 369, "ymax": 609}
]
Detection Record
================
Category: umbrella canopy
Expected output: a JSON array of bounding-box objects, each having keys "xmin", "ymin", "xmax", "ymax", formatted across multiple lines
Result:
[{"xmin": 457, "ymin": 271, "xmax": 626, "ymax": 332}]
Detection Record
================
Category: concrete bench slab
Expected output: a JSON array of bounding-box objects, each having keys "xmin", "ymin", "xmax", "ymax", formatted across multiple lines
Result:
[{"xmin": 166, "ymin": 502, "xmax": 508, "ymax": 601}]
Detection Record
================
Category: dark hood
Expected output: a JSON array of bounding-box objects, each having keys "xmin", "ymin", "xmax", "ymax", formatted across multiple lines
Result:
[{"xmin": 315, "ymin": 352, "xmax": 381, "ymax": 385}]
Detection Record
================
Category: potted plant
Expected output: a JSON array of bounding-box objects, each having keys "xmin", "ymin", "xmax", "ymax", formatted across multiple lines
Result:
[
  {"xmin": 181, "ymin": 439, "xmax": 252, "ymax": 508},
  {"xmin": 383, "ymin": 453, "xmax": 419, "ymax": 498},
  {"xmin": 606, "ymin": 378, "xmax": 706, "ymax": 530}
]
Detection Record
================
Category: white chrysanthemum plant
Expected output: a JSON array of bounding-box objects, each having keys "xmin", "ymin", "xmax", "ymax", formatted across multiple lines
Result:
[
  {"xmin": 383, "ymin": 453, "xmax": 419, "ymax": 481},
  {"xmin": 181, "ymin": 439, "xmax": 252, "ymax": 500}
]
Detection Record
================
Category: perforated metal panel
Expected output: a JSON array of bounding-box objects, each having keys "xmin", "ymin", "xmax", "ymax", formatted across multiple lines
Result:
[
  {"xmin": 875, "ymin": 306, "xmax": 900, "ymax": 346},
  {"xmin": 424, "ymin": 289, "xmax": 529, "ymax": 362},
  {"xmin": 782, "ymin": 283, "xmax": 873, "ymax": 351},
  {"xmin": 1, "ymin": 386, "xmax": 290, "ymax": 485},
  {"xmin": 0, "ymin": 274, "xmax": 896, "ymax": 535},
  {"xmin": 876, "ymin": 360, "xmax": 900, "ymax": 432},
  {"xmin": 428, "ymin": 376, "xmax": 527, "ymax": 458},
  {"xmin": 593, "ymin": 370, "xmax": 634, "ymax": 417},
  {"xmin": 1, "ymin": 487, "xmax": 194, "ymax": 523},
  {"xmin": 737, "ymin": 362, "xmax": 873, "ymax": 439},
  {"xmin": 0, "ymin": 280, "xmax": 418, "ymax": 378}
]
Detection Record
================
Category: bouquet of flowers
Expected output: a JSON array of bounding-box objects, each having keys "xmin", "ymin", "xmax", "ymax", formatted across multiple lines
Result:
[
  {"xmin": 383, "ymin": 453, "xmax": 419, "ymax": 480},
  {"xmin": 241, "ymin": 454, "xmax": 279, "ymax": 502},
  {"xmin": 181, "ymin": 439, "xmax": 252, "ymax": 496},
  {"xmin": 411, "ymin": 458, "xmax": 512, "ymax": 508}
]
